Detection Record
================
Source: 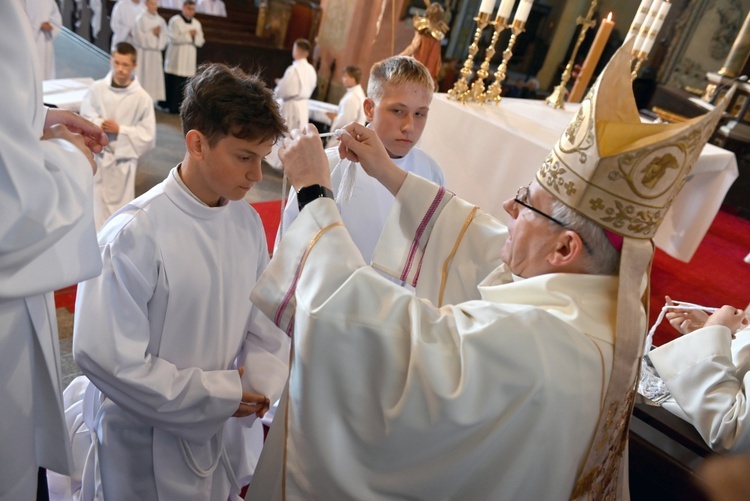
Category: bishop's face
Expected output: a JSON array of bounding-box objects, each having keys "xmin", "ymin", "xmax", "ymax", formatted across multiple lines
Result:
[
  {"xmin": 185, "ymin": 133, "xmax": 273, "ymax": 206},
  {"xmin": 364, "ymin": 82, "xmax": 431, "ymax": 159},
  {"xmin": 500, "ymin": 181, "xmax": 564, "ymax": 278}
]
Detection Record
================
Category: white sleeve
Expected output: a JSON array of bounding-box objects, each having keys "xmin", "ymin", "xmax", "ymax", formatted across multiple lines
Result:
[
  {"xmin": 650, "ymin": 326, "xmax": 750, "ymax": 452},
  {"xmin": 274, "ymin": 65, "xmax": 299, "ymax": 100},
  {"xmin": 115, "ymin": 94, "xmax": 156, "ymax": 159},
  {"xmin": 0, "ymin": 0, "xmax": 100, "ymax": 298}
]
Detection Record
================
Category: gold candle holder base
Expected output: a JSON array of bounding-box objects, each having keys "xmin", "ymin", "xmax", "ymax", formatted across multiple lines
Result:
[
  {"xmin": 485, "ymin": 19, "xmax": 525, "ymax": 105},
  {"xmin": 546, "ymin": 0, "xmax": 599, "ymax": 110},
  {"xmin": 469, "ymin": 16, "xmax": 509, "ymax": 104},
  {"xmin": 448, "ymin": 12, "xmax": 492, "ymax": 105},
  {"xmin": 631, "ymin": 51, "xmax": 647, "ymax": 81}
]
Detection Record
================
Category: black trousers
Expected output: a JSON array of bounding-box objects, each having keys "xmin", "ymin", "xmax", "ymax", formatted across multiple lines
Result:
[{"xmin": 163, "ymin": 73, "xmax": 189, "ymax": 114}]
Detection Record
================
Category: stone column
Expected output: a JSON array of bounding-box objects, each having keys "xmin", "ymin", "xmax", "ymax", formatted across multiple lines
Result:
[{"xmin": 718, "ymin": 10, "xmax": 750, "ymax": 78}]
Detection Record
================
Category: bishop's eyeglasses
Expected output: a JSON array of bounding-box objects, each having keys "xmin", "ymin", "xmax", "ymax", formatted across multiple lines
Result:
[{"xmin": 513, "ymin": 185, "xmax": 566, "ymax": 228}]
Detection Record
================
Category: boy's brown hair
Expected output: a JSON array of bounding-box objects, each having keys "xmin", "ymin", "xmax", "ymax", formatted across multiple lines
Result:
[
  {"xmin": 181, "ymin": 64, "xmax": 287, "ymax": 147},
  {"xmin": 343, "ymin": 65, "xmax": 362, "ymax": 84},
  {"xmin": 113, "ymin": 42, "xmax": 137, "ymax": 63}
]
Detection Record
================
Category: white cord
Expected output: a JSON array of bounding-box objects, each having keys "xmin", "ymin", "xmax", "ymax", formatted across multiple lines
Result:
[{"xmin": 644, "ymin": 300, "xmax": 719, "ymax": 354}]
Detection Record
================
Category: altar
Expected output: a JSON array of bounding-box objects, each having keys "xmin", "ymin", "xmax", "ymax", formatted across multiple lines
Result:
[{"xmin": 419, "ymin": 94, "xmax": 739, "ymax": 262}]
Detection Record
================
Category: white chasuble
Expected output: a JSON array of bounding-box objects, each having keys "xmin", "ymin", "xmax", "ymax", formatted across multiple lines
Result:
[{"xmin": 248, "ymin": 173, "xmax": 619, "ymax": 500}]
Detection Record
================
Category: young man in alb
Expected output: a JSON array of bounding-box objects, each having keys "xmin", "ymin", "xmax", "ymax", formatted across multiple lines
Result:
[
  {"xmin": 163, "ymin": 0, "xmax": 205, "ymax": 113},
  {"xmin": 324, "ymin": 65, "xmax": 366, "ymax": 149},
  {"xmin": 133, "ymin": 0, "xmax": 168, "ymax": 103},
  {"xmin": 80, "ymin": 41, "xmax": 155, "ymax": 229},
  {"xmin": 73, "ymin": 63, "xmax": 290, "ymax": 500},
  {"xmin": 278, "ymin": 56, "xmax": 444, "ymax": 268}
]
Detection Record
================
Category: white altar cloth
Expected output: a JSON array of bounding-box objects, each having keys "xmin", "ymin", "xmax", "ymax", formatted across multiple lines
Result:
[
  {"xmin": 419, "ymin": 94, "xmax": 739, "ymax": 262},
  {"xmin": 42, "ymin": 78, "xmax": 95, "ymax": 112}
]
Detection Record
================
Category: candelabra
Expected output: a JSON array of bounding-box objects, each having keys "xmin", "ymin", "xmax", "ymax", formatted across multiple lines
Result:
[
  {"xmin": 469, "ymin": 15, "xmax": 509, "ymax": 104},
  {"xmin": 448, "ymin": 12, "xmax": 492, "ymax": 105},
  {"xmin": 485, "ymin": 19, "xmax": 526, "ymax": 104},
  {"xmin": 546, "ymin": 0, "xmax": 599, "ymax": 110}
]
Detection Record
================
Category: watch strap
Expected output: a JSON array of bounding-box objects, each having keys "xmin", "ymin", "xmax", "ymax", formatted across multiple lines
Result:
[{"xmin": 297, "ymin": 184, "xmax": 334, "ymax": 211}]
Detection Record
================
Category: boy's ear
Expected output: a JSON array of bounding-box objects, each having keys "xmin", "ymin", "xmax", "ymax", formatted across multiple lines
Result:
[
  {"xmin": 363, "ymin": 98, "xmax": 376, "ymax": 123},
  {"xmin": 185, "ymin": 130, "xmax": 206, "ymax": 160}
]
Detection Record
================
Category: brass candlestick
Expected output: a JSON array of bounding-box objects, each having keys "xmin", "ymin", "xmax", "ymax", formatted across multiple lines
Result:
[
  {"xmin": 631, "ymin": 51, "xmax": 647, "ymax": 80},
  {"xmin": 486, "ymin": 19, "xmax": 526, "ymax": 104},
  {"xmin": 546, "ymin": 0, "xmax": 599, "ymax": 110},
  {"xmin": 469, "ymin": 15, "xmax": 509, "ymax": 104},
  {"xmin": 448, "ymin": 12, "xmax": 492, "ymax": 105}
]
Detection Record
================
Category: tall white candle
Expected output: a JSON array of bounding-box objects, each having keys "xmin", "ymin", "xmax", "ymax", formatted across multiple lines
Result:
[
  {"xmin": 641, "ymin": 0, "xmax": 671, "ymax": 56},
  {"xmin": 626, "ymin": 0, "xmax": 653, "ymax": 42},
  {"xmin": 497, "ymin": 0, "xmax": 515, "ymax": 19},
  {"xmin": 634, "ymin": 0, "xmax": 662, "ymax": 53},
  {"xmin": 513, "ymin": 0, "xmax": 534, "ymax": 23},
  {"xmin": 479, "ymin": 0, "xmax": 497, "ymax": 15}
]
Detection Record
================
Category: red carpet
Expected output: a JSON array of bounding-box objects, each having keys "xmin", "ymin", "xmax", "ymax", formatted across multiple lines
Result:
[{"xmin": 55, "ymin": 202, "xmax": 750, "ymax": 346}]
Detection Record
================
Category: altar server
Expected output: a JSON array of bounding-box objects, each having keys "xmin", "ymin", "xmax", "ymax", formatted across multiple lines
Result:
[
  {"xmin": 278, "ymin": 56, "xmax": 443, "ymax": 269},
  {"xmin": 650, "ymin": 301, "xmax": 750, "ymax": 452},
  {"xmin": 1, "ymin": 0, "xmax": 106, "ymax": 498},
  {"xmin": 266, "ymin": 38, "xmax": 317, "ymax": 169},
  {"xmin": 80, "ymin": 42, "xmax": 156, "ymax": 229},
  {"xmin": 196, "ymin": 0, "xmax": 226, "ymax": 17},
  {"xmin": 246, "ymin": 40, "xmax": 732, "ymax": 500},
  {"xmin": 324, "ymin": 65, "xmax": 366, "ymax": 149},
  {"xmin": 73, "ymin": 64, "xmax": 290, "ymax": 500},
  {"xmin": 163, "ymin": 0, "xmax": 205, "ymax": 113},
  {"xmin": 23, "ymin": 0, "xmax": 62, "ymax": 80},
  {"xmin": 110, "ymin": 0, "xmax": 145, "ymax": 49},
  {"xmin": 133, "ymin": 0, "xmax": 168, "ymax": 103}
]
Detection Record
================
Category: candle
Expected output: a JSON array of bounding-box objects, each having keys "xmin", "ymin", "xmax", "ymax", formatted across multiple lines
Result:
[
  {"xmin": 513, "ymin": 0, "xmax": 534, "ymax": 23},
  {"xmin": 641, "ymin": 0, "xmax": 671, "ymax": 56},
  {"xmin": 479, "ymin": 0, "xmax": 497, "ymax": 15},
  {"xmin": 497, "ymin": 0, "xmax": 515, "ymax": 19},
  {"xmin": 569, "ymin": 12, "xmax": 615, "ymax": 103},
  {"xmin": 633, "ymin": 0, "xmax": 662, "ymax": 54},
  {"xmin": 626, "ymin": 0, "xmax": 652, "ymax": 42}
]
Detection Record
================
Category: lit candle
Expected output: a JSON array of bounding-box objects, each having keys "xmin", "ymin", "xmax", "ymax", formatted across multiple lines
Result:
[
  {"xmin": 569, "ymin": 12, "xmax": 615, "ymax": 103},
  {"xmin": 497, "ymin": 0, "xmax": 515, "ymax": 19},
  {"xmin": 479, "ymin": 0, "xmax": 497, "ymax": 15},
  {"xmin": 633, "ymin": 0, "xmax": 662, "ymax": 54},
  {"xmin": 626, "ymin": 0, "xmax": 652, "ymax": 42},
  {"xmin": 640, "ymin": 0, "xmax": 671, "ymax": 56},
  {"xmin": 513, "ymin": 0, "xmax": 534, "ymax": 23}
]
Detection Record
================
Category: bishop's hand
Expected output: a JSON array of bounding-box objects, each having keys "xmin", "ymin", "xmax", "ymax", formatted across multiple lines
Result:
[
  {"xmin": 338, "ymin": 122, "xmax": 406, "ymax": 196},
  {"xmin": 278, "ymin": 124, "xmax": 332, "ymax": 191}
]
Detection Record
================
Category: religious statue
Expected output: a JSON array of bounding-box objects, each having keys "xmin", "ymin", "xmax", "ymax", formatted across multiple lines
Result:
[{"xmin": 399, "ymin": 1, "xmax": 450, "ymax": 86}]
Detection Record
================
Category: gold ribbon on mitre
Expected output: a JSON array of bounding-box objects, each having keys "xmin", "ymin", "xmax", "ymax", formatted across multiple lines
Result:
[{"xmin": 535, "ymin": 38, "xmax": 734, "ymax": 500}]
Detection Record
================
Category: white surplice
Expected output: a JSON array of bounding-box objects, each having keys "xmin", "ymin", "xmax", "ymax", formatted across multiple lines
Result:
[
  {"xmin": 73, "ymin": 167, "xmax": 290, "ymax": 501},
  {"xmin": 0, "ymin": 1, "xmax": 101, "ymax": 498},
  {"xmin": 650, "ymin": 324, "xmax": 750, "ymax": 452},
  {"xmin": 79, "ymin": 73, "xmax": 156, "ymax": 229},
  {"xmin": 164, "ymin": 14, "xmax": 205, "ymax": 77},
  {"xmin": 247, "ymin": 173, "xmax": 620, "ymax": 500},
  {"xmin": 110, "ymin": 0, "xmax": 145, "ymax": 49},
  {"xmin": 279, "ymin": 147, "xmax": 444, "ymax": 266},
  {"xmin": 23, "ymin": 0, "xmax": 62, "ymax": 80},
  {"xmin": 133, "ymin": 10, "xmax": 168, "ymax": 102},
  {"xmin": 196, "ymin": 0, "xmax": 226, "ymax": 16},
  {"xmin": 275, "ymin": 58, "xmax": 317, "ymax": 131},
  {"xmin": 326, "ymin": 84, "xmax": 366, "ymax": 148}
]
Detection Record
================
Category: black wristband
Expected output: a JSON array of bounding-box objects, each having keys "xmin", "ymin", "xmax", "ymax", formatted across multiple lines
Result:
[{"xmin": 297, "ymin": 184, "xmax": 334, "ymax": 211}]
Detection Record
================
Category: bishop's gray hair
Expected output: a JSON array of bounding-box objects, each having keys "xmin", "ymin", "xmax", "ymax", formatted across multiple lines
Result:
[{"xmin": 548, "ymin": 199, "xmax": 620, "ymax": 276}]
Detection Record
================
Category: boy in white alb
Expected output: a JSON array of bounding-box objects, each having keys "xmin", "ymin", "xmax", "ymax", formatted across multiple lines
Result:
[
  {"xmin": 278, "ymin": 56, "xmax": 444, "ymax": 266},
  {"xmin": 325, "ymin": 65, "xmax": 366, "ymax": 149},
  {"xmin": 163, "ymin": 0, "xmax": 205, "ymax": 113},
  {"xmin": 80, "ymin": 42, "xmax": 156, "ymax": 229},
  {"xmin": 73, "ymin": 64, "xmax": 290, "ymax": 500},
  {"xmin": 133, "ymin": 0, "xmax": 168, "ymax": 103},
  {"xmin": 23, "ymin": 0, "xmax": 62, "ymax": 80},
  {"xmin": 110, "ymin": 0, "xmax": 145, "ymax": 49}
]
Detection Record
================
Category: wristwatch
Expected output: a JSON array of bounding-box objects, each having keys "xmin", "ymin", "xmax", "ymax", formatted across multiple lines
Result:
[{"xmin": 297, "ymin": 184, "xmax": 334, "ymax": 211}]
